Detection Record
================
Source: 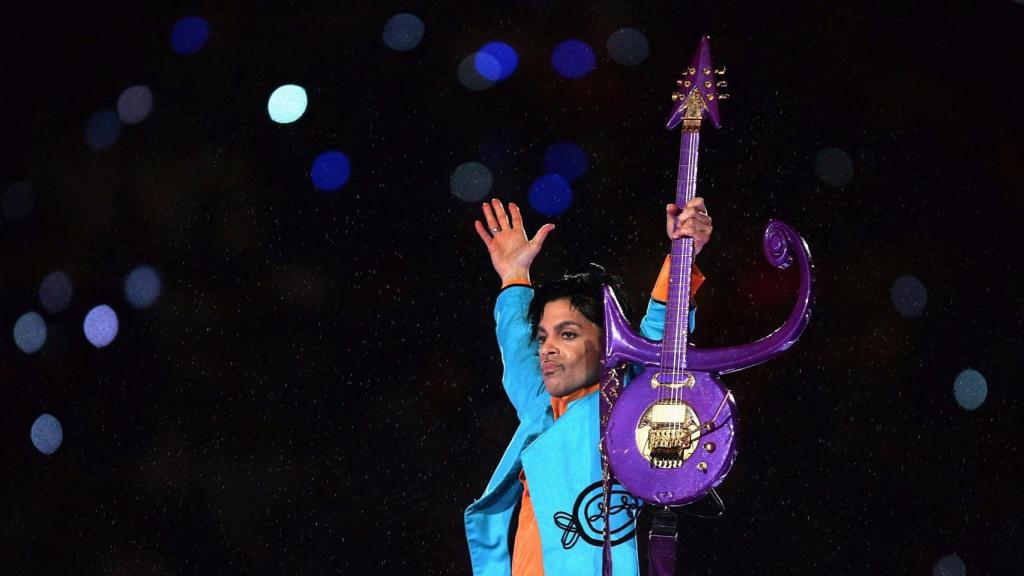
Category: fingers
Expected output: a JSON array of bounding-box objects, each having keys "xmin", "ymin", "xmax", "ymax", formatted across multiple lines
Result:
[
  {"xmin": 474, "ymin": 220, "xmax": 494, "ymax": 246},
  {"xmin": 509, "ymin": 202, "xmax": 524, "ymax": 230},
  {"xmin": 491, "ymin": 198, "xmax": 512, "ymax": 230},
  {"xmin": 481, "ymin": 202, "xmax": 500, "ymax": 233},
  {"xmin": 530, "ymin": 223, "xmax": 556, "ymax": 249}
]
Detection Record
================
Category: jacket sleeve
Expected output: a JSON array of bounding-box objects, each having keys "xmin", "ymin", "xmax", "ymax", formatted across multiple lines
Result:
[{"xmin": 494, "ymin": 285, "xmax": 547, "ymax": 419}]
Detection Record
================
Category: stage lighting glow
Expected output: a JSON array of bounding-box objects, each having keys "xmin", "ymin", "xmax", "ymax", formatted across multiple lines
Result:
[
  {"xmin": 13, "ymin": 312, "xmax": 47, "ymax": 354},
  {"xmin": 932, "ymin": 554, "xmax": 966, "ymax": 576},
  {"xmin": 551, "ymin": 39, "xmax": 596, "ymax": 80},
  {"xmin": 117, "ymin": 85, "xmax": 153, "ymax": 124},
  {"xmin": 451, "ymin": 162, "xmax": 494, "ymax": 202},
  {"xmin": 311, "ymin": 151, "xmax": 352, "ymax": 191},
  {"xmin": 607, "ymin": 28, "xmax": 650, "ymax": 66},
  {"xmin": 954, "ymin": 369, "xmax": 988, "ymax": 411},
  {"xmin": 172, "ymin": 16, "xmax": 210, "ymax": 55},
  {"xmin": 528, "ymin": 174, "xmax": 573, "ymax": 216},
  {"xmin": 31, "ymin": 413, "xmax": 63, "ymax": 455},
  {"xmin": 815, "ymin": 147, "xmax": 854, "ymax": 187},
  {"xmin": 383, "ymin": 13, "xmax": 424, "ymax": 51},
  {"xmin": 124, "ymin": 265, "xmax": 162, "ymax": 309},
  {"xmin": 476, "ymin": 41, "xmax": 518, "ymax": 81},
  {"xmin": 267, "ymin": 84, "xmax": 308, "ymax": 124},
  {"xmin": 459, "ymin": 53, "xmax": 497, "ymax": 91},
  {"xmin": 544, "ymin": 141, "xmax": 588, "ymax": 182},
  {"xmin": 86, "ymin": 110, "xmax": 121, "ymax": 150},
  {"xmin": 890, "ymin": 274, "xmax": 927, "ymax": 317},
  {"xmin": 2, "ymin": 182, "xmax": 34, "ymax": 221},
  {"xmin": 83, "ymin": 305, "xmax": 119, "ymax": 348},
  {"xmin": 40, "ymin": 271, "xmax": 74, "ymax": 314}
]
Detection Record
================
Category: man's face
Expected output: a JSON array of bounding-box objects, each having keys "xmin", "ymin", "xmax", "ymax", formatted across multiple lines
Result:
[{"xmin": 537, "ymin": 298, "xmax": 602, "ymax": 398}]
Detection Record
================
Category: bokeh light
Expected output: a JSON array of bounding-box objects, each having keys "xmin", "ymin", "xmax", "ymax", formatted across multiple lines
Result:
[
  {"xmin": 551, "ymin": 39, "xmax": 596, "ymax": 79},
  {"xmin": 528, "ymin": 174, "xmax": 573, "ymax": 216},
  {"xmin": 40, "ymin": 271, "xmax": 74, "ymax": 314},
  {"xmin": 124, "ymin": 265, "xmax": 163, "ymax": 309},
  {"xmin": 83, "ymin": 304, "xmax": 119, "ymax": 348},
  {"xmin": 544, "ymin": 141, "xmax": 588, "ymax": 181},
  {"xmin": 953, "ymin": 369, "xmax": 988, "ymax": 411},
  {"xmin": 607, "ymin": 28, "xmax": 650, "ymax": 66},
  {"xmin": 267, "ymin": 84, "xmax": 308, "ymax": 124},
  {"xmin": 459, "ymin": 53, "xmax": 497, "ymax": 91},
  {"xmin": 311, "ymin": 151, "xmax": 352, "ymax": 191},
  {"xmin": 31, "ymin": 413, "xmax": 63, "ymax": 455},
  {"xmin": 86, "ymin": 110, "xmax": 121, "ymax": 151},
  {"xmin": 382, "ymin": 13, "xmax": 425, "ymax": 51},
  {"xmin": 891, "ymin": 274, "xmax": 927, "ymax": 317},
  {"xmin": 2, "ymin": 181, "xmax": 34, "ymax": 221},
  {"xmin": 117, "ymin": 85, "xmax": 153, "ymax": 124},
  {"xmin": 13, "ymin": 311, "xmax": 47, "ymax": 354},
  {"xmin": 815, "ymin": 147, "xmax": 854, "ymax": 187},
  {"xmin": 451, "ymin": 162, "xmax": 493, "ymax": 202},
  {"xmin": 476, "ymin": 41, "xmax": 518, "ymax": 81},
  {"xmin": 172, "ymin": 16, "xmax": 210, "ymax": 55},
  {"xmin": 933, "ymin": 553, "xmax": 966, "ymax": 576}
]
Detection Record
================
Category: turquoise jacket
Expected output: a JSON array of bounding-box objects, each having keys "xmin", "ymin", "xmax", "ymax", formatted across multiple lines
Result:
[{"xmin": 465, "ymin": 286, "xmax": 693, "ymax": 575}]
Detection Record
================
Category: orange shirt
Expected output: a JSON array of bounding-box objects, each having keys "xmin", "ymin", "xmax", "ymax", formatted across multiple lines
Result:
[{"xmin": 512, "ymin": 383, "xmax": 600, "ymax": 576}]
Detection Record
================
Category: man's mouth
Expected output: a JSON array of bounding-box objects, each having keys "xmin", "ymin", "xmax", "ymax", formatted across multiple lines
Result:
[{"xmin": 541, "ymin": 361, "xmax": 560, "ymax": 376}]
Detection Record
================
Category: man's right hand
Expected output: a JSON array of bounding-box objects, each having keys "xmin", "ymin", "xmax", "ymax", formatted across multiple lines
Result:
[{"xmin": 474, "ymin": 198, "xmax": 555, "ymax": 285}]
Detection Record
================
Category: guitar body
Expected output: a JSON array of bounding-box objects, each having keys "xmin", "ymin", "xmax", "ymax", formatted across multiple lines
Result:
[{"xmin": 605, "ymin": 366, "xmax": 737, "ymax": 506}]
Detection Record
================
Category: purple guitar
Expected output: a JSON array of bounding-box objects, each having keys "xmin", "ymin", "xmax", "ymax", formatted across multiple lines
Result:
[{"xmin": 601, "ymin": 36, "xmax": 814, "ymax": 507}]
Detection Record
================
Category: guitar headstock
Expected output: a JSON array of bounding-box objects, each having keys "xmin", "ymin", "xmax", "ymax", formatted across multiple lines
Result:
[{"xmin": 666, "ymin": 35, "xmax": 728, "ymax": 131}]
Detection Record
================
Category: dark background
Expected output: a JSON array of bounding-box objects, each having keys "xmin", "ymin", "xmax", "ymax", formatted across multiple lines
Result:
[{"xmin": 2, "ymin": 1, "xmax": 1021, "ymax": 574}]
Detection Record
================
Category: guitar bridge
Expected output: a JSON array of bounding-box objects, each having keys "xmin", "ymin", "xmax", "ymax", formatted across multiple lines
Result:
[{"xmin": 636, "ymin": 400, "xmax": 702, "ymax": 468}]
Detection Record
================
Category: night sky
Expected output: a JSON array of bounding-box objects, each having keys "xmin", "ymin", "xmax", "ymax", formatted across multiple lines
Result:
[{"xmin": 2, "ymin": 1, "xmax": 1022, "ymax": 574}]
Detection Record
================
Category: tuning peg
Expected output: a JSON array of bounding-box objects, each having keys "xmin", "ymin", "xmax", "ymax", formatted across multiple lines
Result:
[
  {"xmin": 671, "ymin": 91, "xmax": 682, "ymax": 101},
  {"xmin": 687, "ymin": 67, "xmax": 696, "ymax": 75},
  {"xmin": 714, "ymin": 67, "xmax": 726, "ymax": 75},
  {"xmin": 717, "ymin": 93, "xmax": 730, "ymax": 100},
  {"xmin": 716, "ymin": 80, "xmax": 728, "ymax": 88},
  {"xmin": 702, "ymin": 67, "xmax": 711, "ymax": 75},
  {"xmin": 676, "ymin": 79, "xmax": 684, "ymax": 86}
]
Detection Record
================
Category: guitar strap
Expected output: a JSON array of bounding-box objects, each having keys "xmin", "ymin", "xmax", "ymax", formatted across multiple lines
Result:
[{"xmin": 649, "ymin": 508, "xmax": 678, "ymax": 576}]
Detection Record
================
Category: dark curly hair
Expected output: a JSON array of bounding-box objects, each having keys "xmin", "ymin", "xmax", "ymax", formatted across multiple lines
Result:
[{"xmin": 526, "ymin": 263, "xmax": 634, "ymax": 338}]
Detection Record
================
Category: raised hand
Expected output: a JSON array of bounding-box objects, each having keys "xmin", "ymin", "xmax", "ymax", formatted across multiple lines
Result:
[
  {"xmin": 666, "ymin": 197, "xmax": 713, "ymax": 256},
  {"xmin": 474, "ymin": 199, "xmax": 555, "ymax": 284}
]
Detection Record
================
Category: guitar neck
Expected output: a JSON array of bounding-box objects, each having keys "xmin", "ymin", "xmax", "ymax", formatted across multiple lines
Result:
[{"xmin": 661, "ymin": 129, "xmax": 700, "ymax": 369}]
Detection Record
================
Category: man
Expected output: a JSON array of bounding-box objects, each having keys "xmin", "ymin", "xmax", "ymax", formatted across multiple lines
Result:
[{"xmin": 465, "ymin": 198, "xmax": 712, "ymax": 575}]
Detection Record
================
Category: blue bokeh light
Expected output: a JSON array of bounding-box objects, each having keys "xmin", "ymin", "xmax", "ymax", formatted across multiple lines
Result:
[
  {"xmin": 953, "ymin": 369, "xmax": 988, "ymax": 411},
  {"xmin": 40, "ymin": 271, "xmax": 74, "ymax": 314},
  {"xmin": 552, "ymin": 39, "xmax": 596, "ymax": 80},
  {"xmin": 451, "ymin": 162, "xmax": 494, "ymax": 202},
  {"xmin": 607, "ymin": 28, "xmax": 650, "ymax": 66},
  {"xmin": 932, "ymin": 553, "xmax": 966, "ymax": 576},
  {"xmin": 544, "ymin": 141, "xmax": 588, "ymax": 182},
  {"xmin": 815, "ymin": 147, "xmax": 854, "ymax": 187},
  {"xmin": 476, "ymin": 42, "xmax": 518, "ymax": 81},
  {"xmin": 117, "ymin": 85, "xmax": 153, "ymax": 124},
  {"xmin": 311, "ymin": 151, "xmax": 352, "ymax": 192},
  {"xmin": 13, "ymin": 311, "xmax": 47, "ymax": 354},
  {"xmin": 2, "ymin": 182, "xmax": 34, "ymax": 221},
  {"xmin": 383, "ymin": 13, "xmax": 425, "ymax": 51},
  {"xmin": 86, "ymin": 110, "xmax": 121, "ymax": 150},
  {"xmin": 891, "ymin": 274, "xmax": 927, "ymax": 317},
  {"xmin": 124, "ymin": 265, "xmax": 163, "ymax": 309},
  {"xmin": 83, "ymin": 304, "xmax": 119, "ymax": 348},
  {"xmin": 267, "ymin": 84, "xmax": 308, "ymax": 124},
  {"xmin": 528, "ymin": 174, "xmax": 573, "ymax": 216},
  {"xmin": 172, "ymin": 16, "xmax": 210, "ymax": 55},
  {"xmin": 459, "ymin": 53, "xmax": 497, "ymax": 91},
  {"xmin": 31, "ymin": 413, "xmax": 63, "ymax": 455}
]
